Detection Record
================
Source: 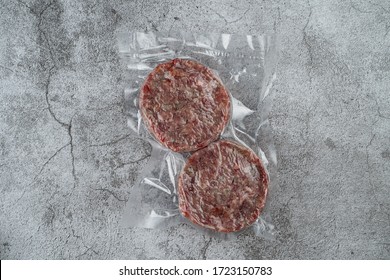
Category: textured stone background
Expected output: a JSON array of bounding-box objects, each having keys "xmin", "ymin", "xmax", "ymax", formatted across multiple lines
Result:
[{"xmin": 0, "ymin": 0, "xmax": 389, "ymax": 259}]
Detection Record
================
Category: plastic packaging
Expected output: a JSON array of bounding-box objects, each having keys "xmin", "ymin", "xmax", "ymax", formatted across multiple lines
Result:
[{"xmin": 118, "ymin": 31, "xmax": 278, "ymax": 238}]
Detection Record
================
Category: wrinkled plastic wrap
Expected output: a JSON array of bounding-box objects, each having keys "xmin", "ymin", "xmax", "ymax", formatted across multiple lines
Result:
[{"xmin": 118, "ymin": 31, "xmax": 278, "ymax": 238}]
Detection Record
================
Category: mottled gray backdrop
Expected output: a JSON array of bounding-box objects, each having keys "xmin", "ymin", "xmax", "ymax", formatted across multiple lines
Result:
[{"xmin": 0, "ymin": 0, "xmax": 389, "ymax": 259}]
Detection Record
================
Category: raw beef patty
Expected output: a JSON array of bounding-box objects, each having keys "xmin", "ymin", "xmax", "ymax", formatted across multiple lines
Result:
[
  {"xmin": 139, "ymin": 58, "xmax": 231, "ymax": 152},
  {"xmin": 178, "ymin": 140, "xmax": 269, "ymax": 232}
]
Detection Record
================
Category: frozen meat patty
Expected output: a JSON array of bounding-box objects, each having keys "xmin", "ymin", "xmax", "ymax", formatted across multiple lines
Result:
[
  {"xmin": 178, "ymin": 140, "xmax": 269, "ymax": 232},
  {"xmin": 139, "ymin": 58, "xmax": 231, "ymax": 152}
]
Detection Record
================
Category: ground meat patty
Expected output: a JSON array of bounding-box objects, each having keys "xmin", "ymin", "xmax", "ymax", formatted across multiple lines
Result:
[
  {"xmin": 139, "ymin": 58, "xmax": 231, "ymax": 152},
  {"xmin": 178, "ymin": 140, "xmax": 269, "ymax": 232}
]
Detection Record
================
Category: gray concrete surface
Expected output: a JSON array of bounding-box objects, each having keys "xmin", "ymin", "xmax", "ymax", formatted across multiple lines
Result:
[{"xmin": 0, "ymin": 0, "xmax": 389, "ymax": 259}]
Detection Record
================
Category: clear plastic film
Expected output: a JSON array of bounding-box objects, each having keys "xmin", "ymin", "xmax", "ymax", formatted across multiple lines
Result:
[{"xmin": 118, "ymin": 31, "xmax": 278, "ymax": 238}]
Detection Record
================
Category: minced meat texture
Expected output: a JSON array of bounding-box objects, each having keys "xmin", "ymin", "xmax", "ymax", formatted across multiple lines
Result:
[
  {"xmin": 178, "ymin": 140, "xmax": 269, "ymax": 232},
  {"xmin": 139, "ymin": 58, "xmax": 231, "ymax": 152}
]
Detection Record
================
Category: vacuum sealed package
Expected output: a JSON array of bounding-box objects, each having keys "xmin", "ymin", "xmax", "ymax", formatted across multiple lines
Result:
[{"xmin": 118, "ymin": 31, "xmax": 278, "ymax": 238}]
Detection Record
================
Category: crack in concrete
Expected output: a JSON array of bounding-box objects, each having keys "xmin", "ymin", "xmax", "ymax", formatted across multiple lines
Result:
[
  {"xmin": 349, "ymin": 0, "xmax": 374, "ymax": 14},
  {"xmin": 368, "ymin": 0, "xmax": 390, "ymax": 14},
  {"xmin": 36, "ymin": 1, "xmax": 55, "ymax": 25},
  {"xmin": 89, "ymin": 134, "xmax": 132, "ymax": 147},
  {"xmin": 46, "ymin": 203, "xmax": 56, "ymax": 229},
  {"xmin": 15, "ymin": 0, "xmax": 78, "ymax": 192},
  {"xmin": 384, "ymin": 23, "xmax": 390, "ymax": 39},
  {"xmin": 16, "ymin": 189, "xmax": 27, "ymax": 203},
  {"xmin": 25, "ymin": 225, "xmax": 42, "ymax": 245},
  {"xmin": 0, "ymin": 64, "xmax": 16, "ymax": 73},
  {"xmin": 33, "ymin": 142, "xmax": 70, "ymax": 182},
  {"xmin": 75, "ymin": 245, "xmax": 99, "ymax": 259},
  {"xmin": 365, "ymin": 133, "xmax": 378, "ymax": 208},
  {"xmin": 44, "ymin": 68, "xmax": 77, "ymax": 189},
  {"xmin": 15, "ymin": 0, "xmax": 34, "ymax": 14},
  {"xmin": 72, "ymin": 229, "xmax": 81, "ymax": 239},
  {"xmin": 68, "ymin": 118, "xmax": 77, "ymax": 189},
  {"xmin": 113, "ymin": 154, "xmax": 151, "ymax": 170},
  {"xmin": 302, "ymin": 98, "xmax": 320, "ymax": 146},
  {"xmin": 46, "ymin": 187, "xmax": 60, "ymax": 205},
  {"xmin": 71, "ymin": 226, "xmax": 99, "ymax": 259},
  {"xmin": 16, "ymin": 0, "xmax": 57, "ymax": 67},
  {"xmin": 274, "ymin": 6, "xmax": 282, "ymax": 31},
  {"xmin": 350, "ymin": 0, "xmax": 390, "ymax": 15},
  {"xmin": 228, "ymin": 8, "xmax": 250, "ymax": 24},
  {"xmin": 96, "ymin": 188, "xmax": 127, "ymax": 202},
  {"xmin": 37, "ymin": 2, "xmax": 58, "ymax": 69},
  {"xmin": 40, "ymin": 30, "xmax": 57, "ymax": 68},
  {"xmin": 0, "ymin": 63, "xmax": 26, "ymax": 77},
  {"xmin": 373, "ymin": 96, "xmax": 390, "ymax": 119},
  {"xmin": 64, "ymin": 216, "xmax": 99, "ymax": 260},
  {"xmin": 200, "ymin": 237, "xmax": 212, "ymax": 259},
  {"xmin": 302, "ymin": 0, "xmax": 313, "ymax": 85},
  {"xmin": 45, "ymin": 68, "xmax": 68, "ymax": 127},
  {"xmin": 210, "ymin": 7, "xmax": 250, "ymax": 25},
  {"xmin": 213, "ymin": 9, "xmax": 228, "ymax": 24},
  {"xmin": 363, "ymin": 130, "xmax": 388, "ymax": 222},
  {"xmin": 16, "ymin": 138, "xmax": 68, "ymax": 203},
  {"xmin": 349, "ymin": 1, "xmax": 390, "ymax": 39}
]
